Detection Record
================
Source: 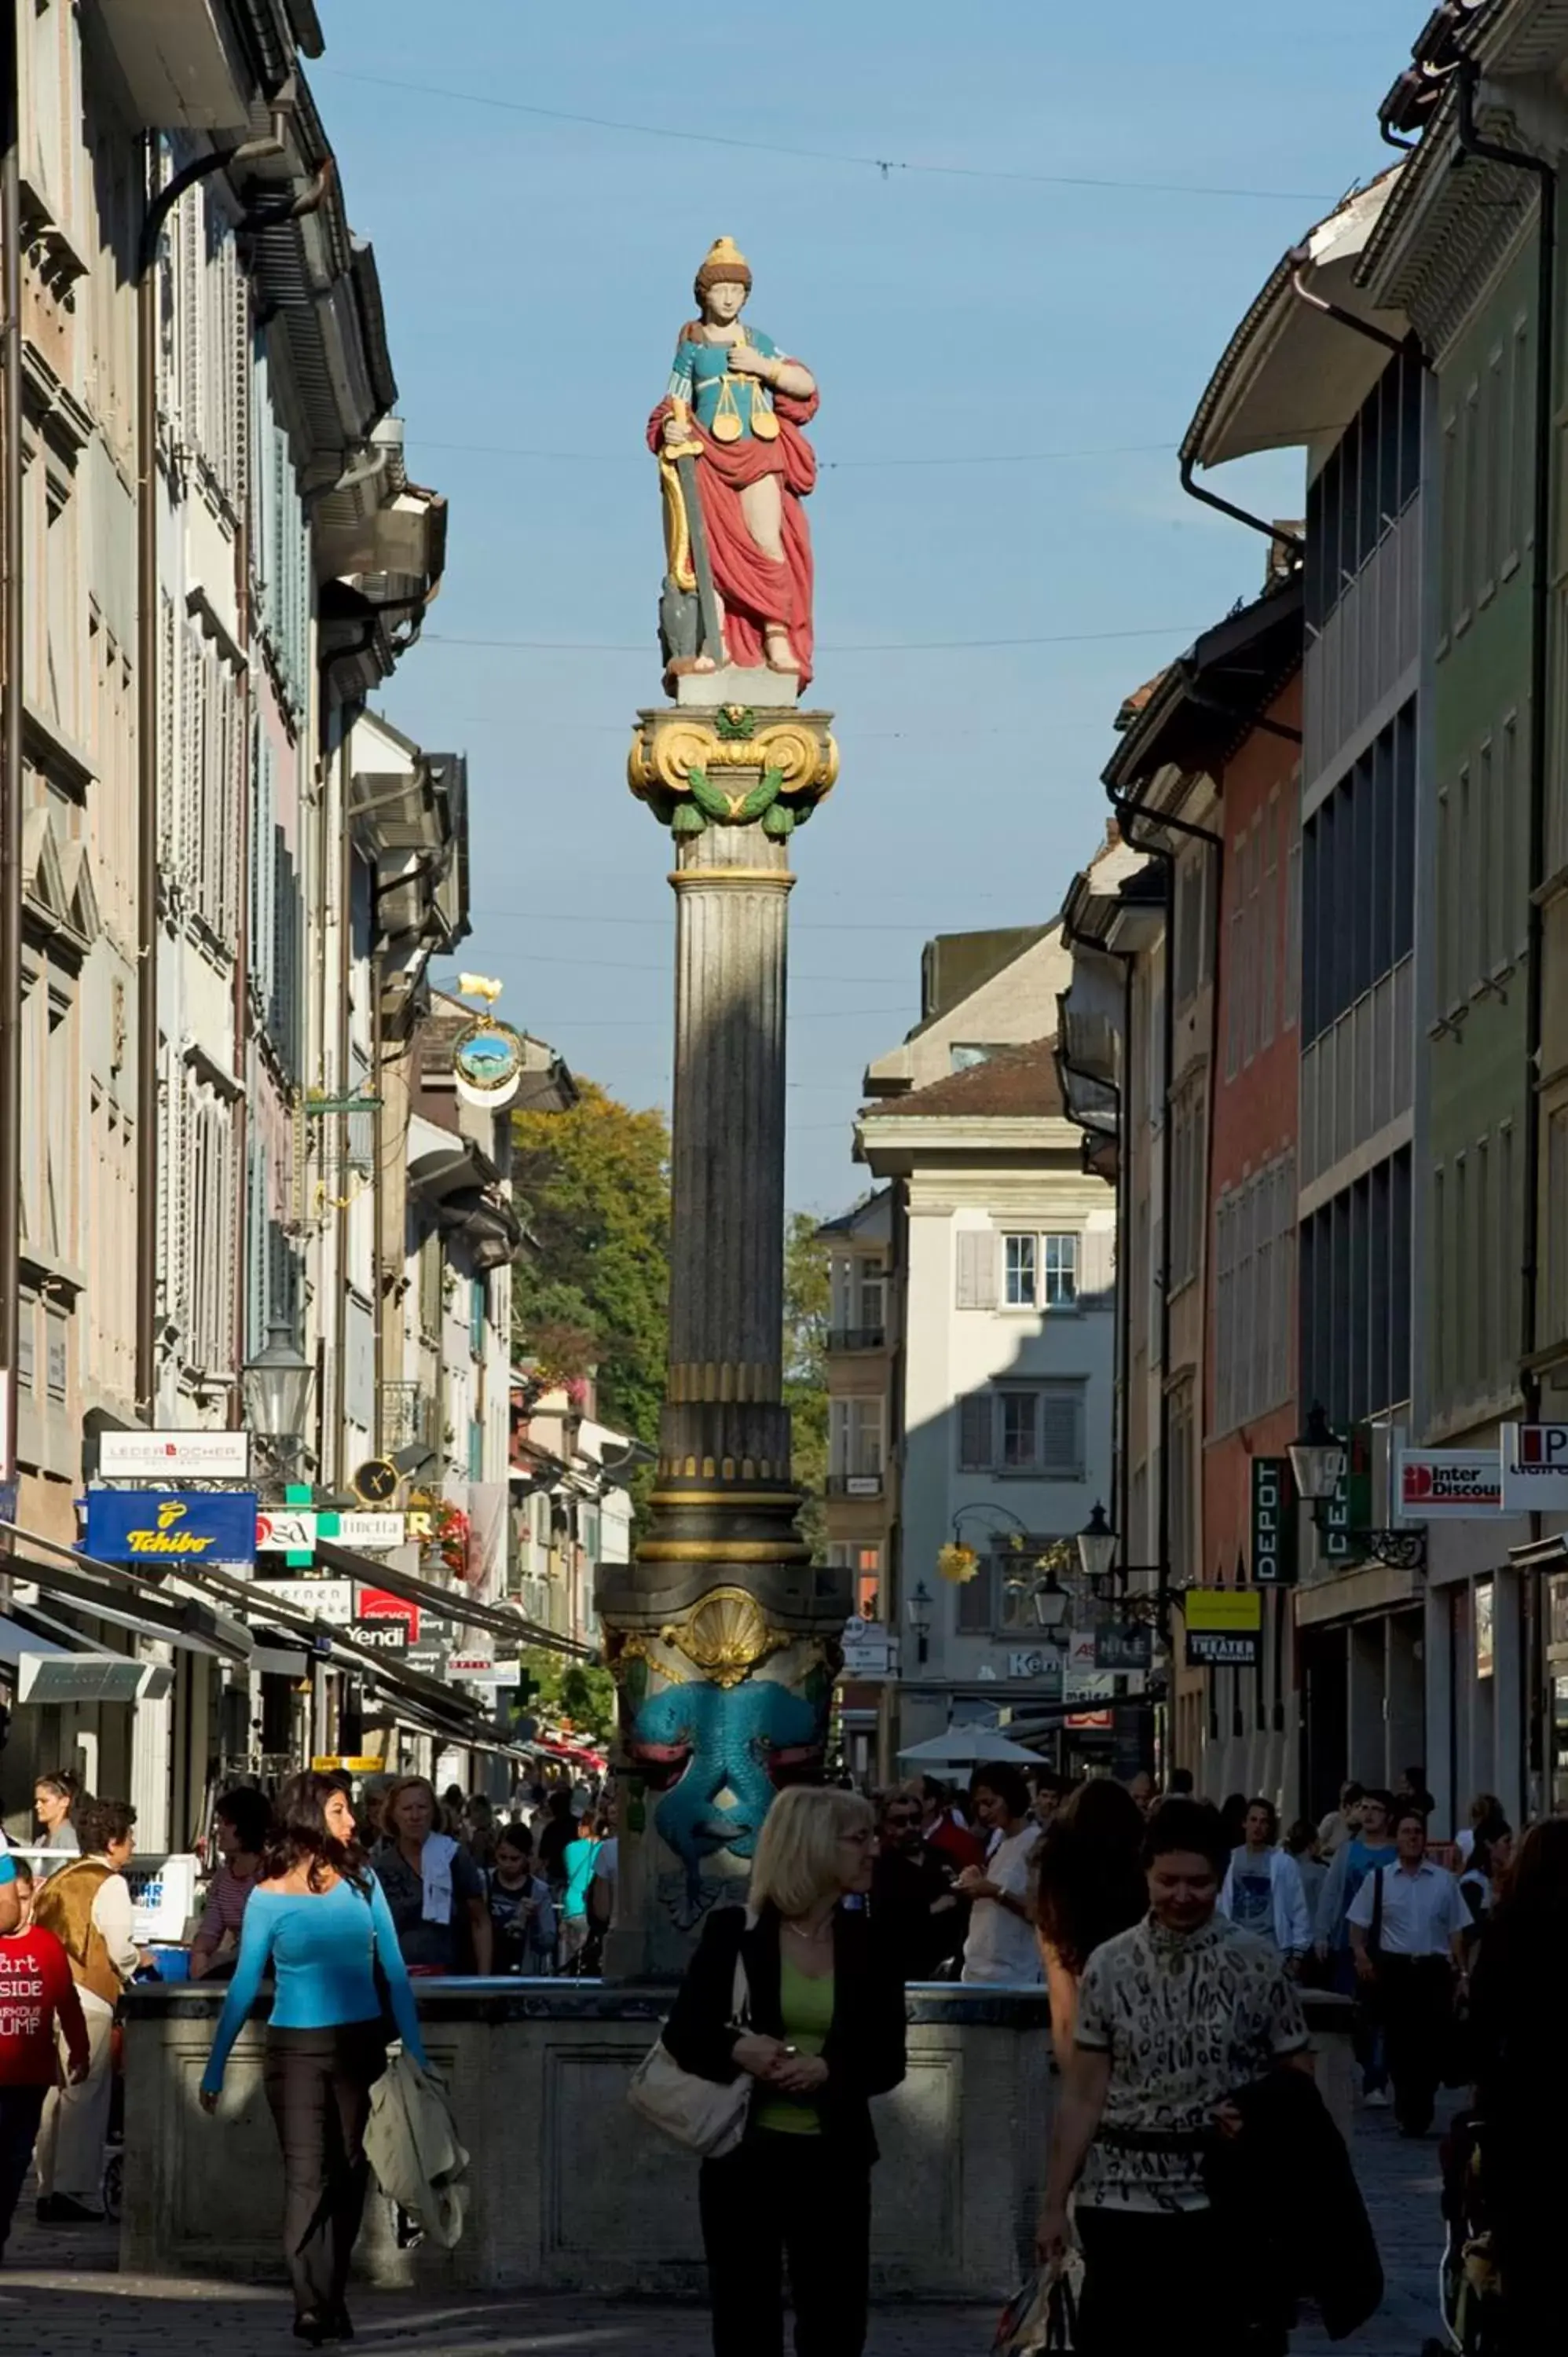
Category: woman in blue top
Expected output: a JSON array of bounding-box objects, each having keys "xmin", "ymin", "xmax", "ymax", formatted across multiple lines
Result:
[{"xmin": 200, "ymin": 1772, "xmax": 426, "ymax": 2345}]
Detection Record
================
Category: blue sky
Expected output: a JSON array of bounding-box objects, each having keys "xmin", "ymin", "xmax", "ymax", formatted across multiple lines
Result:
[{"xmin": 316, "ymin": 0, "xmax": 1412, "ymax": 1212}]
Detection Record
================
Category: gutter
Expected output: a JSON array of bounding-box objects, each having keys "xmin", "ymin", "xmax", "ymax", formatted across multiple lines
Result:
[
  {"xmin": 0, "ymin": 24, "xmax": 20, "ymax": 1479},
  {"xmin": 1455, "ymin": 54, "xmax": 1555, "ymax": 1812},
  {"xmin": 1104, "ymin": 786, "xmax": 1225, "ymax": 1657},
  {"xmin": 135, "ymin": 229, "xmax": 158, "ymax": 1420}
]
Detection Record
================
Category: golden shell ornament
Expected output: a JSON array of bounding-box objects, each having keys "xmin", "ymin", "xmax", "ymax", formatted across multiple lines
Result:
[{"xmin": 658, "ymin": 1585, "xmax": 791, "ymax": 1688}]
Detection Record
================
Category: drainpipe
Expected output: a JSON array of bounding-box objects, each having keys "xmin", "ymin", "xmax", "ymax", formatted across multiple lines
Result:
[
  {"xmin": 134, "ymin": 171, "xmax": 159, "ymax": 1422},
  {"xmin": 1180, "ymin": 450, "xmax": 1304, "ymax": 556},
  {"xmin": 1287, "ymin": 253, "xmax": 1410, "ymax": 361},
  {"xmin": 1455, "ymin": 57, "xmax": 1555, "ymax": 1809},
  {"xmin": 0, "ymin": 27, "xmax": 20, "ymax": 1483}
]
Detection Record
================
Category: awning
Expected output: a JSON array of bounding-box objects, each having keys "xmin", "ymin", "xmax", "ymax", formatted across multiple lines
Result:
[
  {"xmin": 0, "ymin": 1611, "xmax": 172, "ymax": 1706},
  {"xmin": 313, "ymin": 1538, "xmax": 596, "ymax": 1660},
  {"xmin": 7, "ymin": 1552, "xmax": 251, "ymax": 1661}
]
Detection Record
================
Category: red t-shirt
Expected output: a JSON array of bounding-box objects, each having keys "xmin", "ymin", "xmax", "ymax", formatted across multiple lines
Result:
[
  {"xmin": 0, "ymin": 1926, "xmax": 90, "ymax": 2085},
  {"xmin": 925, "ymin": 1814, "xmax": 986, "ymax": 1875}
]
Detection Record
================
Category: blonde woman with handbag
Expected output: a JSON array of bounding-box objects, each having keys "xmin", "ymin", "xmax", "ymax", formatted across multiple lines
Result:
[{"xmin": 659, "ymin": 1785, "xmax": 906, "ymax": 2357}]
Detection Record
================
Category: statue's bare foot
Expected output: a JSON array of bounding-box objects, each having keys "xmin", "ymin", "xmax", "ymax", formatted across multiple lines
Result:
[
  {"xmin": 764, "ymin": 625, "xmax": 799, "ymax": 673},
  {"xmin": 691, "ymin": 652, "xmax": 718, "ymax": 673}
]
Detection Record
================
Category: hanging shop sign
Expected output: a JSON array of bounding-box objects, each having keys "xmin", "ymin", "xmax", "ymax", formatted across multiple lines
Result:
[
  {"xmin": 448, "ymin": 1654, "xmax": 522, "ymax": 1684},
  {"xmin": 1500, "ymin": 1424, "xmax": 1568, "ymax": 1512},
  {"xmin": 98, "ymin": 1431, "xmax": 251, "ymax": 1480},
  {"xmin": 356, "ymin": 1586, "xmax": 420, "ymax": 1644},
  {"xmin": 1064, "ymin": 1710, "xmax": 1115, "ymax": 1732},
  {"xmin": 1094, "ymin": 1622, "xmax": 1153, "ymax": 1672},
  {"xmin": 1476, "ymin": 1579, "xmax": 1495, "ymax": 1681},
  {"xmin": 1184, "ymin": 1589, "xmax": 1262, "ymax": 1670},
  {"xmin": 452, "ymin": 1015, "xmax": 528, "ymax": 1110},
  {"xmin": 1251, "ymin": 1457, "xmax": 1299, "ymax": 1586},
  {"xmin": 1323, "ymin": 1424, "xmax": 1373, "ymax": 1567},
  {"xmin": 1397, "ymin": 1450, "xmax": 1503, "ymax": 1519},
  {"xmin": 1006, "ymin": 1649, "xmax": 1065, "ymax": 1688},
  {"xmin": 351, "ymin": 1457, "xmax": 400, "ymax": 1506},
  {"xmin": 841, "ymin": 1618, "xmax": 898, "ymax": 1679},
  {"xmin": 333, "ymin": 1512, "xmax": 406, "ymax": 1551},
  {"xmin": 84, "ymin": 1488, "xmax": 258, "ymax": 1564},
  {"xmin": 251, "ymin": 1576, "xmax": 355, "ymax": 1626},
  {"xmin": 352, "ymin": 1613, "xmax": 410, "ymax": 1655},
  {"xmin": 257, "ymin": 1509, "xmax": 317, "ymax": 1552}
]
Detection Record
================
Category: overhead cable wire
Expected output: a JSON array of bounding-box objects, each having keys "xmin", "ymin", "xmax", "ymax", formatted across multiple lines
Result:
[{"xmin": 312, "ymin": 64, "xmax": 1332, "ymax": 204}]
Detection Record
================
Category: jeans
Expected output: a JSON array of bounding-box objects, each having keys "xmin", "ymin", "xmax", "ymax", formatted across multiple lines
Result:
[
  {"xmin": 1076, "ymin": 2205, "xmax": 1285, "ymax": 2355},
  {"xmin": 0, "ymin": 2084, "xmax": 47, "ymax": 2250},
  {"xmin": 698, "ymin": 2130, "xmax": 872, "ymax": 2357},
  {"xmin": 262, "ymin": 2022, "xmax": 387, "ymax": 2319},
  {"xmin": 1332, "ymin": 1946, "xmax": 1387, "ymax": 2093}
]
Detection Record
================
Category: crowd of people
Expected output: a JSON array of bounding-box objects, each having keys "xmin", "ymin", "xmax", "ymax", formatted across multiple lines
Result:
[{"xmin": 2, "ymin": 1747, "xmax": 1562, "ymax": 2355}]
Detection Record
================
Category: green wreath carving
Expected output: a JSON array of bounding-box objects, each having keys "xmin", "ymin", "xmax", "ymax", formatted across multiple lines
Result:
[{"xmin": 686, "ymin": 764, "xmax": 786, "ymax": 827}]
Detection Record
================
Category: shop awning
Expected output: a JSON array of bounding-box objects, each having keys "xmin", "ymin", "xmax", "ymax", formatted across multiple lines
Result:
[
  {"xmin": 313, "ymin": 1538, "xmax": 596, "ymax": 1660},
  {"xmin": 0, "ymin": 1611, "xmax": 172, "ymax": 1705},
  {"xmin": 6, "ymin": 1552, "xmax": 251, "ymax": 1661}
]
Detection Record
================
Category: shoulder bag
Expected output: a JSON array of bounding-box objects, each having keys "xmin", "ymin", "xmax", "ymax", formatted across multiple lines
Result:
[{"xmin": 626, "ymin": 1946, "xmax": 753, "ymax": 2157}]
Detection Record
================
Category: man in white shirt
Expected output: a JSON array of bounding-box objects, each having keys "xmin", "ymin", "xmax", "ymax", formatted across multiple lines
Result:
[
  {"xmin": 1346, "ymin": 1805, "xmax": 1465, "ymax": 2137},
  {"xmin": 957, "ymin": 1765, "xmax": 1042, "ymax": 1986},
  {"xmin": 33, "ymin": 1798, "xmax": 141, "ymax": 2221}
]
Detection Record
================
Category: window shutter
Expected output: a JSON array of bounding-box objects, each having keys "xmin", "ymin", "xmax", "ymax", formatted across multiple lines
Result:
[
  {"xmin": 1079, "ymin": 1226, "xmax": 1115, "ymax": 1303},
  {"xmin": 955, "ymin": 1230, "xmax": 998, "ymax": 1310},
  {"xmin": 1039, "ymin": 1385, "xmax": 1084, "ymax": 1478},
  {"xmin": 957, "ymin": 1393, "xmax": 993, "ymax": 1472}
]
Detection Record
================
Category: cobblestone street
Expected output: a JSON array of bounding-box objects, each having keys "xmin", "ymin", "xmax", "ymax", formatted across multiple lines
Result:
[{"xmin": 0, "ymin": 2102, "xmax": 1449, "ymax": 2356}]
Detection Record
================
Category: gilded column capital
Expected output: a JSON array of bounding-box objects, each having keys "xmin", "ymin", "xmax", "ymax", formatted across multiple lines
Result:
[{"xmin": 628, "ymin": 702, "xmax": 837, "ymax": 839}]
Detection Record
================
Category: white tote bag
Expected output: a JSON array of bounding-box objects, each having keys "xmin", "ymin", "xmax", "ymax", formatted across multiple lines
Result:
[{"xmin": 626, "ymin": 1948, "xmax": 752, "ymax": 2158}]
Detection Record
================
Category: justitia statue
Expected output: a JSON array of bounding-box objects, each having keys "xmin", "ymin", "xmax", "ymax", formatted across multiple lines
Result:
[
  {"xmin": 598, "ymin": 236, "xmax": 847, "ymax": 1978},
  {"xmin": 649, "ymin": 236, "xmax": 819, "ymax": 687}
]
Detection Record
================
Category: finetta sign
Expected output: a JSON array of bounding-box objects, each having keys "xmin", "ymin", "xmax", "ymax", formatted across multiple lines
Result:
[
  {"xmin": 1501, "ymin": 1424, "xmax": 1568, "ymax": 1512},
  {"xmin": 1397, "ymin": 1450, "xmax": 1502, "ymax": 1519}
]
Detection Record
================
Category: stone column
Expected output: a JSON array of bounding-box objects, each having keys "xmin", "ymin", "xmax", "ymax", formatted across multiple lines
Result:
[{"xmin": 597, "ymin": 687, "xmax": 849, "ymax": 1981}]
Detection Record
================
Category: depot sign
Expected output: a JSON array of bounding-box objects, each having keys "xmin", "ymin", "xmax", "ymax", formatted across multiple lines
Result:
[{"xmin": 1397, "ymin": 1450, "xmax": 1502, "ymax": 1519}]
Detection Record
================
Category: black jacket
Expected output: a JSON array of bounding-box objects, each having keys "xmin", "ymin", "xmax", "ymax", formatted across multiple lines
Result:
[
  {"xmin": 662, "ymin": 1903, "xmax": 907, "ymax": 2165},
  {"xmin": 1203, "ymin": 2066, "xmax": 1383, "ymax": 2341}
]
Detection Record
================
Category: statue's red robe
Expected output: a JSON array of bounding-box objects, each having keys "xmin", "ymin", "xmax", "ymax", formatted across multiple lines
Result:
[{"xmin": 647, "ymin": 385, "xmax": 819, "ymax": 690}]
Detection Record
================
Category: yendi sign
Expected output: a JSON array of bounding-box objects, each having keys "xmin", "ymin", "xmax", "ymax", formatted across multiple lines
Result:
[
  {"xmin": 85, "ymin": 1489, "xmax": 258, "ymax": 1564},
  {"xmin": 1251, "ymin": 1457, "xmax": 1298, "ymax": 1586}
]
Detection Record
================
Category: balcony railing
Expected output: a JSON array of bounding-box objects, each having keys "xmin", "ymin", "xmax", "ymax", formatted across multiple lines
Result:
[
  {"xmin": 827, "ymin": 1472, "xmax": 885, "ymax": 1499},
  {"xmin": 827, "ymin": 1326, "xmax": 887, "ymax": 1353}
]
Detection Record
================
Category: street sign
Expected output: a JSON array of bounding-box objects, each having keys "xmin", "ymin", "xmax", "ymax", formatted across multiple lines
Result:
[
  {"xmin": 1501, "ymin": 1424, "xmax": 1568, "ymax": 1512},
  {"xmin": 1184, "ymin": 1589, "xmax": 1262, "ymax": 1670},
  {"xmin": 1251, "ymin": 1457, "xmax": 1299, "ymax": 1585},
  {"xmin": 251, "ymin": 1575, "xmax": 355, "ymax": 1626},
  {"xmin": 841, "ymin": 1620, "xmax": 897, "ymax": 1678},
  {"xmin": 84, "ymin": 1489, "xmax": 258, "ymax": 1564},
  {"xmin": 257, "ymin": 1509, "xmax": 317, "ymax": 1551},
  {"xmin": 1397, "ymin": 1450, "xmax": 1503, "ymax": 1519},
  {"xmin": 99, "ymin": 1431, "xmax": 251, "ymax": 1479}
]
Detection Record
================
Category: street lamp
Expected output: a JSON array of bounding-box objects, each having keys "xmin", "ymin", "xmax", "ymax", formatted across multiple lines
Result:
[
  {"xmin": 243, "ymin": 1321, "xmax": 315, "ymax": 1479},
  {"xmin": 1288, "ymin": 1404, "xmax": 1347, "ymax": 1505},
  {"xmin": 1029, "ymin": 1572, "xmax": 1071, "ymax": 1639},
  {"xmin": 905, "ymin": 1580, "xmax": 933, "ymax": 1666},
  {"xmin": 1076, "ymin": 1502, "xmax": 1118, "ymax": 1596}
]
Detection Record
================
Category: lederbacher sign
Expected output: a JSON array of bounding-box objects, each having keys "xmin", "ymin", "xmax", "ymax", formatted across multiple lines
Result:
[{"xmin": 1397, "ymin": 1450, "xmax": 1502, "ymax": 1519}]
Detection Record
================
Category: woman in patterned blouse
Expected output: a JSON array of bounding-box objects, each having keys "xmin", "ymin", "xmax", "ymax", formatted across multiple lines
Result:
[{"xmin": 1038, "ymin": 1797, "xmax": 1313, "ymax": 2355}]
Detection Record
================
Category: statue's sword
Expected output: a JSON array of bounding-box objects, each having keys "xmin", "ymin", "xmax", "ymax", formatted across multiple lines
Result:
[{"xmin": 667, "ymin": 399, "xmax": 724, "ymax": 666}]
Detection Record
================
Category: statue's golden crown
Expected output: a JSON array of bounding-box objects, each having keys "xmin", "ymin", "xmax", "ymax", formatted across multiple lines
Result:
[{"xmin": 694, "ymin": 235, "xmax": 753, "ymax": 297}]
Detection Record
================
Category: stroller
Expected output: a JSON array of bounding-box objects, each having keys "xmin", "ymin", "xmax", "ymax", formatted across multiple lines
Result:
[{"xmin": 1422, "ymin": 2111, "xmax": 1504, "ymax": 2357}]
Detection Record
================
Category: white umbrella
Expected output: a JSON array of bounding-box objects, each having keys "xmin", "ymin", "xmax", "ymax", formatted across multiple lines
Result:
[{"xmin": 896, "ymin": 1728, "xmax": 1042, "ymax": 1766}]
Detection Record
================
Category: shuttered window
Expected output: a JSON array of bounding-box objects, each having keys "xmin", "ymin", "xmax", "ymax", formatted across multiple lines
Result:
[
  {"xmin": 954, "ymin": 1384, "xmax": 1085, "ymax": 1477},
  {"xmin": 955, "ymin": 1230, "xmax": 998, "ymax": 1310}
]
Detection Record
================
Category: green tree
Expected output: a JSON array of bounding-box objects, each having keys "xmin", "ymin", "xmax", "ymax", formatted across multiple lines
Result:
[
  {"xmin": 511, "ymin": 1080, "xmax": 671, "ymax": 1455},
  {"xmin": 784, "ymin": 1208, "xmax": 830, "ymax": 1560},
  {"xmin": 519, "ymin": 1650, "xmax": 618, "ymax": 1743}
]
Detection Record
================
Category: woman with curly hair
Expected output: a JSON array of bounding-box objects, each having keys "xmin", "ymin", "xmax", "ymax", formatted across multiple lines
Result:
[
  {"xmin": 200, "ymin": 1772, "xmax": 427, "ymax": 2346},
  {"xmin": 1031, "ymin": 1776, "xmax": 1147, "ymax": 2072}
]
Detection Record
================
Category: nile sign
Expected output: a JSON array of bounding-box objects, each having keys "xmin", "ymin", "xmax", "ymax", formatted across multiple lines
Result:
[{"xmin": 85, "ymin": 1490, "xmax": 258, "ymax": 1563}]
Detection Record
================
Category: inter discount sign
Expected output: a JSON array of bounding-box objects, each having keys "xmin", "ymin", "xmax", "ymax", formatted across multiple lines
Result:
[
  {"xmin": 1501, "ymin": 1425, "xmax": 1568, "ymax": 1512},
  {"xmin": 1397, "ymin": 1450, "xmax": 1502, "ymax": 1519}
]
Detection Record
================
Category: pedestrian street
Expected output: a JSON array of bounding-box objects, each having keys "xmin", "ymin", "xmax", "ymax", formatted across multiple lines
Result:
[{"xmin": 0, "ymin": 2098, "xmax": 1453, "ymax": 2357}]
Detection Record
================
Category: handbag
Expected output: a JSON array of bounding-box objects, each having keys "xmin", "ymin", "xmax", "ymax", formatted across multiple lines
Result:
[
  {"xmin": 995, "ymin": 2264, "xmax": 1077, "ymax": 2355},
  {"xmin": 626, "ymin": 1946, "xmax": 753, "ymax": 2158}
]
